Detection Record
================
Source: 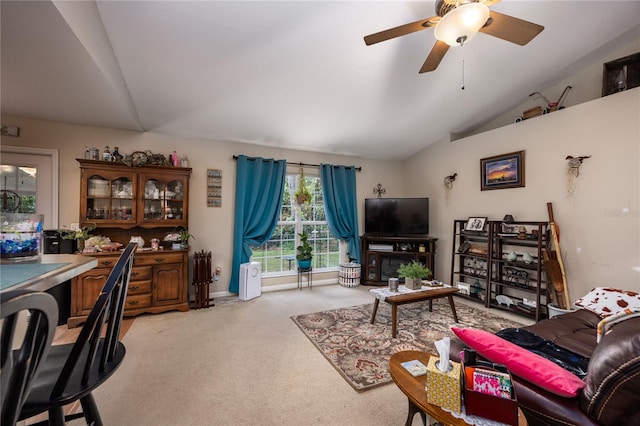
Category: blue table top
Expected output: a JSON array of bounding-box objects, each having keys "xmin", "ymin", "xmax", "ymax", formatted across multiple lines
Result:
[
  {"xmin": 0, "ymin": 254, "xmax": 97, "ymax": 293},
  {"xmin": 1, "ymin": 262, "xmax": 70, "ymax": 290}
]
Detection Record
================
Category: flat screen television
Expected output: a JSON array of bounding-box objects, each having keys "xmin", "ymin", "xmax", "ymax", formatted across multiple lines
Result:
[{"xmin": 364, "ymin": 198, "xmax": 429, "ymax": 237}]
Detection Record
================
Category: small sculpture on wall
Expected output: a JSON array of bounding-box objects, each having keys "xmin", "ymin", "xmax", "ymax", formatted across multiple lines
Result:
[
  {"xmin": 566, "ymin": 155, "xmax": 591, "ymax": 194},
  {"xmin": 566, "ymin": 155, "xmax": 591, "ymax": 177},
  {"xmin": 443, "ymin": 173, "xmax": 457, "ymax": 189},
  {"xmin": 372, "ymin": 183, "xmax": 386, "ymax": 198}
]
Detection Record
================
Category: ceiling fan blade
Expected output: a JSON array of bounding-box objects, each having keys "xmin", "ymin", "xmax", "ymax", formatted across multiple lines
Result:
[
  {"xmin": 479, "ymin": 10, "xmax": 544, "ymax": 46},
  {"xmin": 364, "ymin": 16, "xmax": 440, "ymax": 46},
  {"xmin": 419, "ymin": 40, "xmax": 449, "ymax": 73}
]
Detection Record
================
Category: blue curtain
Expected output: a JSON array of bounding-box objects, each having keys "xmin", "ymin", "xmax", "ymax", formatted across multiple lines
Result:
[
  {"xmin": 229, "ymin": 155, "xmax": 286, "ymax": 293},
  {"xmin": 320, "ymin": 164, "xmax": 360, "ymax": 263}
]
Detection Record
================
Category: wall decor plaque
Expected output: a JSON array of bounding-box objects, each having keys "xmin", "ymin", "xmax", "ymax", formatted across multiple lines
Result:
[{"xmin": 207, "ymin": 169, "xmax": 222, "ymax": 207}]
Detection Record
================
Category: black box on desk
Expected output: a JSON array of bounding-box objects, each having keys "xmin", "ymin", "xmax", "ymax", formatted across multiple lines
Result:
[{"xmin": 461, "ymin": 350, "xmax": 518, "ymax": 425}]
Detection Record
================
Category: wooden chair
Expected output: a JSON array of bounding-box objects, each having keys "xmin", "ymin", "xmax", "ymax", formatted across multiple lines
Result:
[
  {"xmin": 18, "ymin": 242, "xmax": 137, "ymax": 426},
  {"xmin": 1, "ymin": 290, "xmax": 58, "ymax": 426}
]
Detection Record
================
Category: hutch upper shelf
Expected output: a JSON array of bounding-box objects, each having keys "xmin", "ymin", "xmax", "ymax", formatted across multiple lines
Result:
[{"xmin": 78, "ymin": 159, "xmax": 191, "ymax": 229}]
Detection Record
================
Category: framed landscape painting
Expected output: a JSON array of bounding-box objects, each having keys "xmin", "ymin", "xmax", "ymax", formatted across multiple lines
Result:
[{"xmin": 480, "ymin": 150, "xmax": 525, "ymax": 191}]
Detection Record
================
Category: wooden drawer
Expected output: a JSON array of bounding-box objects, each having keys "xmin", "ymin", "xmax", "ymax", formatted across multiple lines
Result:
[
  {"xmin": 128, "ymin": 280, "xmax": 151, "ymax": 295},
  {"xmin": 94, "ymin": 256, "xmax": 120, "ymax": 269},
  {"xmin": 129, "ymin": 265, "xmax": 152, "ymax": 281},
  {"xmin": 125, "ymin": 294, "xmax": 152, "ymax": 310},
  {"xmin": 135, "ymin": 252, "xmax": 184, "ymax": 266}
]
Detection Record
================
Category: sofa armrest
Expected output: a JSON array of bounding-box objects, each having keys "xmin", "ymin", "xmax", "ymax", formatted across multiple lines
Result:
[{"xmin": 580, "ymin": 317, "xmax": 640, "ymax": 426}]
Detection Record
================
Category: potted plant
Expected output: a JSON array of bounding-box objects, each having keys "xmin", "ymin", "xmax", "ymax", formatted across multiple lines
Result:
[
  {"xmin": 294, "ymin": 167, "xmax": 312, "ymax": 205},
  {"xmin": 296, "ymin": 231, "xmax": 313, "ymax": 270},
  {"xmin": 60, "ymin": 223, "xmax": 96, "ymax": 253},
  {"xmin": 179, "ymin": 228, "xmax": 194, "ymax": 249},
  {"xmin": 397, "ymin": 260, "xmax": 432, "ymax": 290}
]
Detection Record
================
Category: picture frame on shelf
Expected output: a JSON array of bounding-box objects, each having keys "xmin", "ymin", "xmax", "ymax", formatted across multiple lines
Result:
[
  {"xmin": 465, "ymin": 217, "xmax": 487, "ymax": 232},
  {"xmin": 480, "ymin": 150, "xmax": 525, "ymax": 191}
]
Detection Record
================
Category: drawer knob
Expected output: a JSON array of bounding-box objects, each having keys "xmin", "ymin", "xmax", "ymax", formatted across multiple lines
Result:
[
  {"xmin": 129, "ymin": 285, "xmax": 139, "ymax": 291},
  {"xmin": 131, "ymin": 272, "xmax": 139, "ymax": 277},
  {"xmin": 128, "ymin": 300, "xmax": 138, "ymax": 305},
  {"xmin": 100, "ymin": 260, "xmax": 114, "ymax": 266},
  {"xmin": 154, "ymin": 258, "xmax": 164, "ymax": 263}
]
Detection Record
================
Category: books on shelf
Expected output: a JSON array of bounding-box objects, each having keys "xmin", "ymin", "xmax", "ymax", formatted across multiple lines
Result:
[{"xmin": 401, "ymin": 359, "xmax": 427, "ymax": 377}]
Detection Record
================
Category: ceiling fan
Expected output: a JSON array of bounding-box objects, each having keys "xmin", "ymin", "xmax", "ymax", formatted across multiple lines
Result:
[{"xmin": 364, "ymin": 0, "xmax": 544, "ymax": 73}]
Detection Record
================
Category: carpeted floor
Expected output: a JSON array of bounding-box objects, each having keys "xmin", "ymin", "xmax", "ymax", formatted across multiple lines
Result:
[{"xmin": 291, "ymin": 299, "xmax": 525, "ymax": 392}]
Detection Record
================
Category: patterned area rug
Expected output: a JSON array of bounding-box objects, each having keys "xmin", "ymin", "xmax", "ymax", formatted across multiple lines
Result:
[{"xmin": 291, "ymin": 299, "xmax": 524, "ymax": 392}]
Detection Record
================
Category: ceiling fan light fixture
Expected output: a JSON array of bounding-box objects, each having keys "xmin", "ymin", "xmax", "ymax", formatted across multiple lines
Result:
[{"xmin": 434, "ymin": 2, "xmax": 490, "ymax": 46}]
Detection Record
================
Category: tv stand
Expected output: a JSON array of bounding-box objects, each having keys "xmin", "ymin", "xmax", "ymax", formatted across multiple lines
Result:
[{"xmin": 360, "ymin": 235, "xmax": 437, "ymax": 286}]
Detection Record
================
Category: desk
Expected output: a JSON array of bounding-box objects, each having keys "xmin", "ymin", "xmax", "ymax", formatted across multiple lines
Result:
[
  {"xmin": 1, "ymin": 254, "xmax": 98, "ymax": 293},
  {"xmin": 389, "ymin": 351, "xmax": 528, "ymax": 426}
]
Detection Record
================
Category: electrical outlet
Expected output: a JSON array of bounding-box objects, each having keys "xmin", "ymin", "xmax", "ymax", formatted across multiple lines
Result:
[{"xmin": 70, "ymin": 223, "xmax": 80, "ymax": 231}]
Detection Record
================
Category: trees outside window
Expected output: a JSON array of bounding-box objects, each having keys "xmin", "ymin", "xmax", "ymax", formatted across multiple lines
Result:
[{"xmin": 250, "ymin": 173, "xmax": 341, "ymax": 276}]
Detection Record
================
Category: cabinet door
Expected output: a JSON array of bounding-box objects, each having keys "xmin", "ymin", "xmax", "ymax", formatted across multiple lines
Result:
[
  {"xmin": 73, "ymin": 268, "xmax": 111, "ymax": 315},
  {"xmin": 138, "ymin": 172, "xmax": 189, "ymax": 226},
  {"xmin": 81, "ymin": 168, "xmax": 137, "ymax": 226},
  {"xmin": 153, "ymin": 263, "xmax": 184, "ymax": 305}
]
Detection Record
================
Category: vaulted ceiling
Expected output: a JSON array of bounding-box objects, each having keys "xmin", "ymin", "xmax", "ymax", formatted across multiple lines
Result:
[{"xmin": 2, "ymin": 1, "xmax": 639, "ymax": 160}]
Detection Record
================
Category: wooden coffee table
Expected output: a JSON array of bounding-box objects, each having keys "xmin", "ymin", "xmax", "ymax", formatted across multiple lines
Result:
[
  {"xmin": 370, "ymin": 286, "xmax": 459, "ymax": 338},
  {"xmin": 389, "ymin": 351, "xmax": 528, "ymax": 426}
]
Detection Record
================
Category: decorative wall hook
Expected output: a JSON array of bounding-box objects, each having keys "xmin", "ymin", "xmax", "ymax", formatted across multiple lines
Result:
[
  {"xmin": 566, "ymin": 155, "xmax": 591, "ymax": 177},
  {"xmin": 372, "ymin": 183, "xmax": 386, "ymax": 198},
  {"xmin": 444, "ymin": 173, "xmax": 457, "ymax": 189}
]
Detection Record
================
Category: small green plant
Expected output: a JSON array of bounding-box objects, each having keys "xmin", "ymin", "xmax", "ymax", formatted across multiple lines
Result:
[
  {"xmin": 294, "ymin": 167, "xmax": 312, "ymax": 205},
  {"xmin": 397, "ymin": 260, "xmax": 432, "ymax": 280},
  {"xmin": 296, "ymin": 232, "xmax": 313, "ymax": 261},
  {"xmin": 179, "ymin": 228, "xmax": 194, "ymax": 246},
  {"xmin": 60, "ymin": 223, "xmax": 97, "ymax": 241}
]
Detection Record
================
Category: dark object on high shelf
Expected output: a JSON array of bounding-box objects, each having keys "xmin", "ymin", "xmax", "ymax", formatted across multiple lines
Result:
[
  {"xmin": 450, "ymin": 219, "xmax": 549, "ymax": 321},
  {"xmin": 360, "ymin": 235, "xmax": 436, "ymax": 286},
  {"xmin": 602, "ymin": 52, "xmax": 640, "ymax": 96}
]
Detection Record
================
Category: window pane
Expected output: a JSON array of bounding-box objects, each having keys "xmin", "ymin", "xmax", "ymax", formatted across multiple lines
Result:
[
  {"xmin": 0, "ymin": 164, "xmax": 37, "ymax": 213},
  {"xmin": 250, "ymin": 173, "xmax": 341, "ymax": 276}
]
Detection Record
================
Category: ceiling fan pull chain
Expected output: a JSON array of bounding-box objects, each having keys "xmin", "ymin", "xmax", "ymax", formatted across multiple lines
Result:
[{"xmin": 461, "ymin": 45, "xmax": 465, "ymax": 90}]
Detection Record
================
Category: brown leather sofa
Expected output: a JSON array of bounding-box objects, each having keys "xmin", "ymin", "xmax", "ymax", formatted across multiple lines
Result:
[{"xmin": 452, "ymin": 309, "xmax": 640, "ymax": 425}]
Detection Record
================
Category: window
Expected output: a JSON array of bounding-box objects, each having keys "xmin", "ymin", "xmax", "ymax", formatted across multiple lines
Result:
[
  {"xmin": 250, "ymin": 173, "xmax": 341, "ymax": 276},
  {"xmin": 0, "ymin": 165, "xmax": 37, "ymax": 213},
  {"xmin": 1, "ymin": 146, "xmax": 58, "ymax": 229}
]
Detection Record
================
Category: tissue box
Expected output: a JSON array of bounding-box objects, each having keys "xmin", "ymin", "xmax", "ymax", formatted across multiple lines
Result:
[
  {"xmin": 462, "ymin": 360, "xmax": 518, "ymax": 425},
  {"xmin": 425, "ymin": 356, "xmax": 461, "ymax": 413}
]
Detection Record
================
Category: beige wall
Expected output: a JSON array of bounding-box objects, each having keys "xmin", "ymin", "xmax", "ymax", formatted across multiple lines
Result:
[
  {"xmin": 2, "ymin": 88, "xmax": 638, "ymax": 300},
  {"xmin": 404, "ymin": 87, "xmax": 640, "ymax": 300},
  {"xmin": 0, "ymin": 116, "xmax": 404, "ymax": 292}
]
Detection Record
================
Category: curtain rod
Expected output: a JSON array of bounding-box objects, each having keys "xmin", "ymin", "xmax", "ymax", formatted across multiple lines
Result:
[{"xmin": 232, "ymin": 155, "xmax": 361, "ymax": 171}]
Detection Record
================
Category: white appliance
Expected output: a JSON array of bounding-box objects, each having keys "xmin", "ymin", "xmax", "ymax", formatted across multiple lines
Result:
[{"xmin": 239, "ymin": 261, "xmax": 262, "ymax": 301}]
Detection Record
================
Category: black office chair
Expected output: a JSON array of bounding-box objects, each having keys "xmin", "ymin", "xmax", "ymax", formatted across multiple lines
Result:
[
  {"xmin": 1, "ymin": 289, "xmax": 58, "ymax": 426},
  {"xmin": 19, "ymin": 242, "xmax": 137, "ymax": 426}
]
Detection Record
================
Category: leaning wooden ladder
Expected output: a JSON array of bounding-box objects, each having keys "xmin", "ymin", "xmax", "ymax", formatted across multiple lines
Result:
[
  {"xmin": 192, "ymin": 250, "xmax": 214, "ymax": 309},
  {"xmin": 544, "ymin": 202, "xmax": 571, "ymax": 309}
]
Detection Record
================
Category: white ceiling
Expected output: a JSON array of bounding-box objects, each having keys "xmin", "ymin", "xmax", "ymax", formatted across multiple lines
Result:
[{"xmin": 2, "ymin": 1, "xmax": 639, "ymax": 160}]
